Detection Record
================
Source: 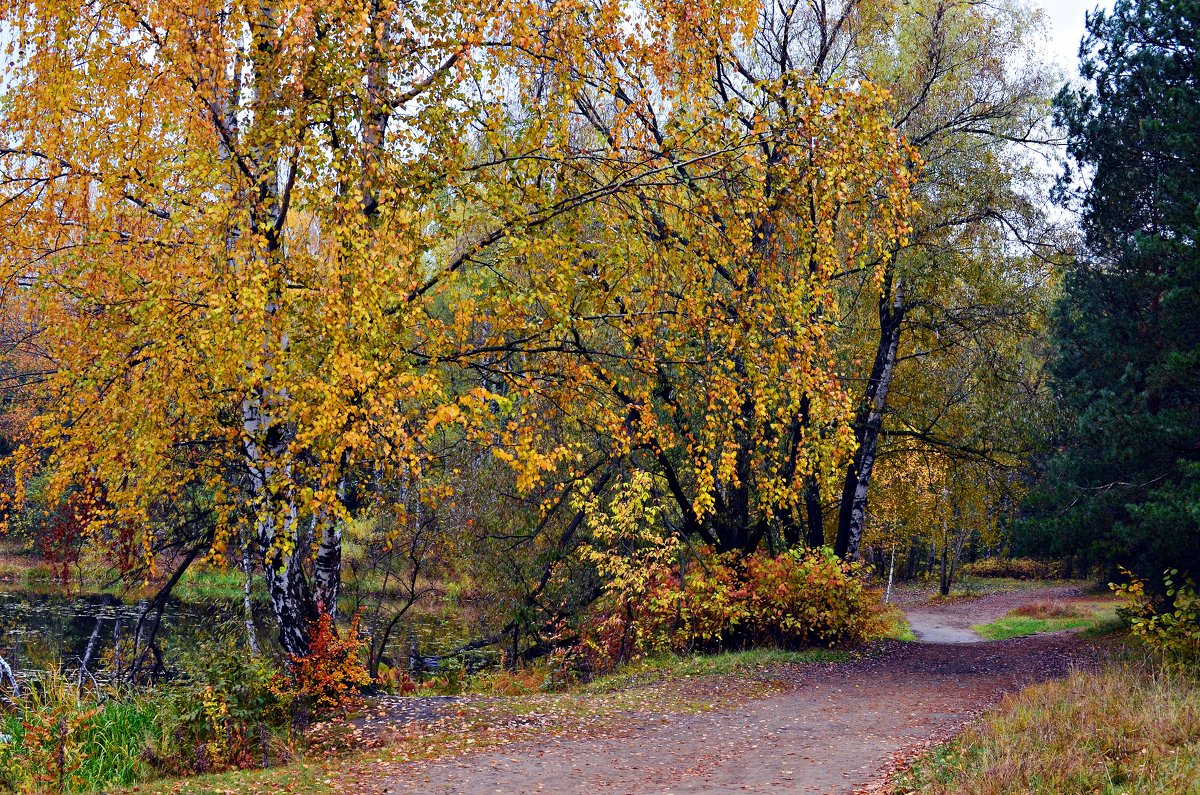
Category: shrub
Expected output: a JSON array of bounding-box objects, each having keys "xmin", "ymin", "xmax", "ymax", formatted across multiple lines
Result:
[
  {"xmin": 744, "ymin": 547, "xmax": 887, "ymax": 647},
  {"xmin": 580, "ymin": 547, "xmax": 885, "ymax": 672},
  {"xmin": 149, "ymin": 633, "xmax": 289, "ymax": 775},
  {"xmin": 278, "ymin": 611, "xmax": 370, "ymax": 721},
  {"xmin": 1113, "ymin": 569, "xmax": 1200, "ymax": 663},
  {"xmin": 961, "ymin": 557, "xmax": 1063, "ymax": 580}
]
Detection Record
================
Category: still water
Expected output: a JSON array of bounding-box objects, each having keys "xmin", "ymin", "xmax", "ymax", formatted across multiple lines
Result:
[{"xmin": 0, "ymin": 590, "xmax": 485, "ymax": 679}]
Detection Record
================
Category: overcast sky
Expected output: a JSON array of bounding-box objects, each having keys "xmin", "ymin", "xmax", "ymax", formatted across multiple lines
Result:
[{"xmin": 1034, "ymin": 0, "xmax": 1113, "ymax": 71}]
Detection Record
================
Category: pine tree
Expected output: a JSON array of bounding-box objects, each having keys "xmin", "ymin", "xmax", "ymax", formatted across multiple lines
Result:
[{"xmin": 1025, "ymin": 0, "xmax": 1200, "ymax": 586}]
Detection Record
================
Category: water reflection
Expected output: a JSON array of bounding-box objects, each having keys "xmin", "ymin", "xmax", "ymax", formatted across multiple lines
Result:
[
  {"xmin": 0, "ymin": 590, "xmax": 492, "ymax": 679},
  {"xmin": 0, "ymin": 591, "xmax": 254, "ymax": 677}
]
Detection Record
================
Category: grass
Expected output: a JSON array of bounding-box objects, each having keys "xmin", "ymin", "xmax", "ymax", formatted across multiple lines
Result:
[
  {"xmin": 174, "ymin": 566, "xmax": 253, "ymax": 602},
  {"xmin": 972, "ymin": 599, "xmax": 1120, "ymax": 641},
  {"xmin": 581, "ymin": 647, "xmax": 850, "ymax": 693},
  {"xmin": 888, "ymin": 620, "xmax": 918, "ymax": 642},
  {"xmin": 0, "ymin": 675, "xmax": 157, "ymax": 794},
  {"xmin": 125, "ymin": 760, "xmax": 334, "ymax": 795},
  {"xmin": 881, "ymin": 603, "xmax": 918, "ymax": 641},
  {"xmin": 894, "ymin": 655, "xmax": 1200, "ymax": 794},
  {"xmin": 74, "ymin": 700, "xmax": 158, "ymax": 789}
]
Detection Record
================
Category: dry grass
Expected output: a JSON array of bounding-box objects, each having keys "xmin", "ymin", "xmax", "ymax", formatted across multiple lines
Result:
[
  {"xmin": 895, "ymin": 656, "xmax": 1200, "ymax": 794},
  {"xmin": 1010, "ymin": 600, "xmax": 1087, "ymax": 619}
]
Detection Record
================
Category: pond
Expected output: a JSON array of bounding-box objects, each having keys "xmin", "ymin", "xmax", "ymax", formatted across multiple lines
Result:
[{"xmin": 0, "ymin": 588, "xmax": 491, "ymax": 682}]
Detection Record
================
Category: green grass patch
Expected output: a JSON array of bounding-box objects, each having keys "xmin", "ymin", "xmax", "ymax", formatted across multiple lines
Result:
[
  {"xmin": 879, "ymin": 602, "xmax": 917, "ymax": 641},
  {"xmin": 1079, "ymin": 613, "xmax": 1130, "ymax": 638},
  {"xmin": 895, "ymin": 656, "xmax": 1200, "ymax": 794},
  {"xmin": 582, "ymin": 647, "xmax": 849, "ymax": 694},
  {"xmin": 972, "ymin": 615, "xmax": 1094, "ymax": 640},
  {"xmin": 972, "ymin": 600, "xmax": 1119, "ymax": 640},
  {"xmin": 125, "ymin": 760, "xmax": 333, "ymax": 795},
  {"xmin": 887, "ymin": 617, "xmax": 918, "ymax": 642},
  {"xmin": 75, "ymin": 699, "xmax": 158, "ymax": 788}
]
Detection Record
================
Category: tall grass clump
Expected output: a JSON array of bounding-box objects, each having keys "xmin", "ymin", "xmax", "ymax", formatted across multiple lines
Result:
[
  {"xmin": 895, "ymin": 656, "xmax": 1200, "ymax": 794},
  {"xmin": 0, "ymin": 669, "xmax": 155, "ymax": 794}
]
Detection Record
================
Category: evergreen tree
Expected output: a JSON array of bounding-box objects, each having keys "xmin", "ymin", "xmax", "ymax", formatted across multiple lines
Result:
[{"xmin": 1024, "ymin": 0, "xmax": 1200, "ymax": 586}]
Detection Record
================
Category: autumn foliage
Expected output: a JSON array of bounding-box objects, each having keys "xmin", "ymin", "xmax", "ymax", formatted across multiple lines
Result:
[
  {"xmin": 0, "ymin": 0, "xmax": 917, "ymax": 659},
  {"xmin": 1114, "ymin": 570, "xmax": 1200, "ymax": 664},
  {"xmin": 279, "ymin": 611, "xmax": 370, "ymax": 720},
  {"xmin": 0, "ymin": 0, "xmax": 1065, "ymax": 695},
  {"xmin": 581, "ymin": 547, "xmax": 886, "ymax": 669}
]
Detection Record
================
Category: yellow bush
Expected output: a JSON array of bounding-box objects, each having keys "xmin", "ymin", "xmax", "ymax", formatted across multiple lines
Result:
[{"xmin": 582, "ymin": 547, "xmax": 885, "ymax": 671}]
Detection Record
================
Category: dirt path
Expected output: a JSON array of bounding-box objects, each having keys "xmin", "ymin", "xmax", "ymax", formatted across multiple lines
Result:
[
  {"xmin": 903, "ymin": 584, "xmax": 1086, "ymax": 643},
  {"xmin": 374, "ymin": 587, "xmax": 1100, "ymax": 795}
]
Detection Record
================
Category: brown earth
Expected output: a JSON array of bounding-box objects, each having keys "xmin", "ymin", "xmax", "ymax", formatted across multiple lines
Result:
[
  {"xmin": 903, "ymin": 584, "xmax": 1089, "ymax": 643},
  {"xmin": 364, "ymin": 586, "xmax": 1106, "ymax": 795}
]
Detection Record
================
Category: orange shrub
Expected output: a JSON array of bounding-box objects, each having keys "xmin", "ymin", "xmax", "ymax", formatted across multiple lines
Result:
[
  {"xmin": 743, "ymin": 548, "xmax": 886, "ymax": 647},
  {"xmin": 579, "ymin": 546, "xmax": 885, "ymax": 672},
  {"xmin": 278, "ymin": 611, "xmax": 370, "ymax": 720}
]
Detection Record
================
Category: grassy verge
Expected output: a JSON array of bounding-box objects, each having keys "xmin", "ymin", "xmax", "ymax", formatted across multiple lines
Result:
[
  {"xmin": 126, "ymin": 647, "xmax": 846, "ymax": 795},
  {"xmin": 580, "ymin": 647, "xmax": 850, "ymax": 693},
  {"xmin": 882, "ymin": 604, "xmax": 918, "ymax": 641},
  {"xmin": 894, "ymin": 655, "xmax": 1200, "ymax": 794},
  {"xmin": 971, "ymin": 599, "xmax": 1120, "ymax": 641},
  {"xmin": 125, "ymin": 760, "xmax": 334, "ymax": 795}
]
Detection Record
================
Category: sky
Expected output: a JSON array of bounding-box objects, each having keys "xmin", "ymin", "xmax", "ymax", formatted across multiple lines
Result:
[{"xmin": 1033, "ymin": 0, "xmax": 1113, "ymax": 71}]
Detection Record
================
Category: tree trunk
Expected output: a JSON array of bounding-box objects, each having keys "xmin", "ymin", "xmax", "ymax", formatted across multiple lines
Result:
[
  {"xmin": 241, "ymin": 546, "xmax": 260, "ymax": 656},
  {"xmin": 803, "ymin": 476, "xmax": 824, "ymax": 548},
  {"xmin": 943, "ymin": 504, "xmax": 969, "ymax": 597},
  {"xmin": 236, "ymin": 0, "xmax": 319, "ymax": 660},
  {"xmin": 885, "ymin": 544, "xmax": 896, "ymax": 603},
  {"xmin": 834, "ymin": 272, "xmax": 904, "ymax": 561},
  {"xmin": 258, "ymin": 501, "xmax": 315, "ymax": 658},
  {"xmin": 939, "ymin": 535, "xmax": 950, "ymax": 596},
  {"xmin": 313, "ymin": 519, "xmax": 343, "ymax": 619},
  {"xmin": 0, "ymin": 654, "xmax": 19, "ymax": 699}
]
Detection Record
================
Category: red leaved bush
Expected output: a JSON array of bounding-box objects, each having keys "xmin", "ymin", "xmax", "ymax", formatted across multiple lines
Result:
[
  {"xmin": 742, "ymin": 549, "xmax": 885, "ymax": 647},
  {"xmin": 278, "ymin": 610, "xmax": 370, "ymax": 720}
]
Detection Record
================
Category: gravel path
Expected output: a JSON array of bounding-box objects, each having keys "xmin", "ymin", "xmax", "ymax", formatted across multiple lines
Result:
[
  {"xmin": 372, "ymin": 586, "xmax": 1099, "ymax": 795},
  {"xmin": 380, "ymin": 638, "xmax": 1091, "ymax": 795}
]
